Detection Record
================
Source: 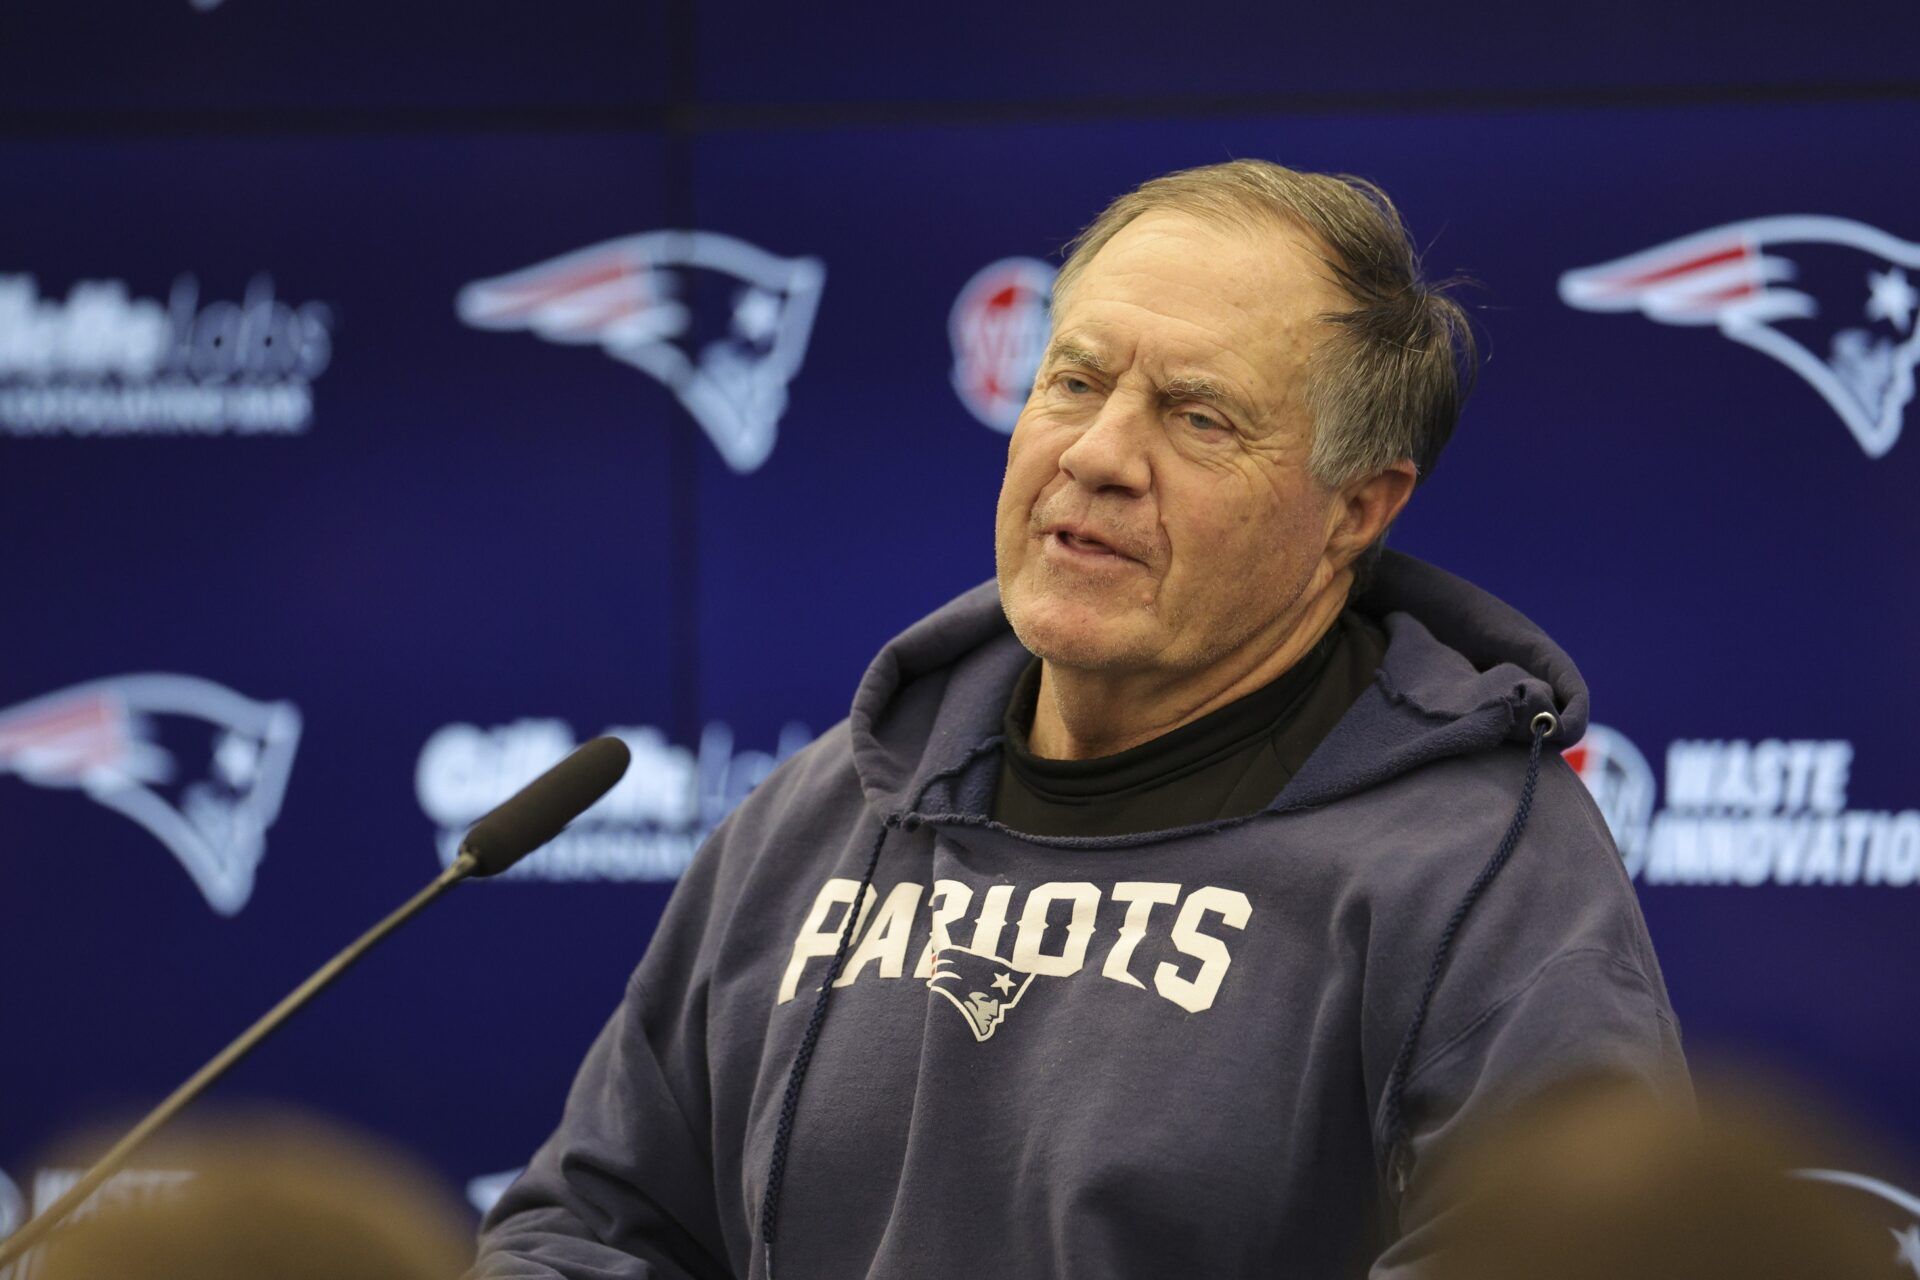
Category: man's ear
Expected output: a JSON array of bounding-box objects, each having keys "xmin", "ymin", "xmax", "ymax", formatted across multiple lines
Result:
[{"xmin": 1325, "ymin": 459, "xmax": 1418, "ymax": 573}]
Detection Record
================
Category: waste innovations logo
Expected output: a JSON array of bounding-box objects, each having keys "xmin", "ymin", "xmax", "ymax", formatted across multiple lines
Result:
[
  {"xmin": 0, "ymin": 274, "xmax": 333, "ymax": 436},
  {"xmin": 1561, "ymin": 217, "xmax": 1920, "ymax": 459},
  {"xmin": 1793, "ymin": 1170, "xmax": 1920, "ymax": 1276},
  {"xmin": 0, "ymin": 675, "xmax": 302, "ymax": 915},
  {"xmin": 416, "ymin": 718, "xmax": 810, "ymax": 882},
  {"xmin": 1566, "ymin": 725, "xmax": 1920, "ymax": 888},
  {"xmin": 950, "ymin": 256, "xmax": 1055, "ymax": 432},
  {"xmin": 456, "ymin": 231, "xmax": 825, "ymax": 474}
]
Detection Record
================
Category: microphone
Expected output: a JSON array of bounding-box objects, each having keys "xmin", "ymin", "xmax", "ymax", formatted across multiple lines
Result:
[
  {"xmin": 460, "ymin": 734, "xmax": 632, "ymax": 876},
  {"xmin": 0, "ymin": 735, "xmax": 632, "ymax": 1271}
]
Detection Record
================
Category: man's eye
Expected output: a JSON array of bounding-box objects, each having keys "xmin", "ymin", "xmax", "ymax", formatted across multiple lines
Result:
[
  {"xmin": 1184, "ymin": 411, "xmax": 1224, "ymax": 432},
  {"xmin": 1060, "ymin": 375, "xmax": 1093, "ymax": 395}
]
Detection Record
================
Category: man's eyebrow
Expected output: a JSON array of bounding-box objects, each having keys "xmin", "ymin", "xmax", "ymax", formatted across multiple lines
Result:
[
  {"xmin": 1043, "ymin": 341, "xmax": 1110, "ymax": 374},
  {"xmin": 1161, "ymin": 374, "xmax": 1257, "ymax": 422},
  {"xmin": 1042, "ymin": 342, "xmax": 1260, "ymax": 423}
]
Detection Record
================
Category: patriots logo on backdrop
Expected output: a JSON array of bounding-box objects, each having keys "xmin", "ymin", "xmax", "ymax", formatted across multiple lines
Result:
[
  {"xmin": 1560, "ymin": 217, "xmax": 1920, "ymax": 459},
  {"xmin": 0, "ymin": 675, "xmax": 301, "ymax": 915},
  {"xmin": 1793, "ymin": 1170, "xmax": 1920, "ymax": 1276},
  {"xmin": 0, "ymin": 1166, "xmax": 21, "ymax": 1249},
  {"xmin": 927, "ymin": 945, "xmax": 1036, "ymax": 1042},
  {"xmin": 466, "ymin": 1167, "xmax": 526, "ymax": 1218},
  {"xmin": 455, "ymin": 231, "xmax": 826, "ymax": 474},
  {"xmin": 1562, "ymin": 723, "xmax": 1656, "ymax": 879}
]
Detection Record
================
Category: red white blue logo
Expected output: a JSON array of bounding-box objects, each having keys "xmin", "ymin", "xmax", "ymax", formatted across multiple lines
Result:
[
  {"xmin": 1560, "ymin": 217, "xmax": 1920, "ymax": 459},
  {"xmin": 950, "ymin": 257, "xmax": 1055, "ymax": 433},
  {"xmin": 0, "ymin": 675, "xmax": 301, "ymax": 914},
  {"xmin": 457, "ymin": 232, "xmax": 825, "ymax": 474}
]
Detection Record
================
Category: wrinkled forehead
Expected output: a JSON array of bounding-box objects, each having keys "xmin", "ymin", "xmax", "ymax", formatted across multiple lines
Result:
[{"xmin": 1052, "ymin": 212, "xmax": 1344, "ymax": 371}]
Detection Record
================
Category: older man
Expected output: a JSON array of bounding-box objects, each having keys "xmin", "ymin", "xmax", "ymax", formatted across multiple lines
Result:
[{"xmin": 476, "ymin": 161, "xmax": 1687, "ymax": 1279}]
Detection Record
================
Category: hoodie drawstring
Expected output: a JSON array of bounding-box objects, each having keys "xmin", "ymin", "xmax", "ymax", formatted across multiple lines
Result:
[
  {"xmin": 759, "ymin": 811, "xmax": 906, "ymax": 1278},
  {"xmin": 1381, "ymin": 710, "xmax": 1557, "ymax": 1200}
]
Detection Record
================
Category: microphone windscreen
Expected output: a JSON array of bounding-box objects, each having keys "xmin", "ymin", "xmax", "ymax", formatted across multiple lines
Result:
[{"xmin": 458, "ymin": 735, "xmax": 631, "ymax": 877}]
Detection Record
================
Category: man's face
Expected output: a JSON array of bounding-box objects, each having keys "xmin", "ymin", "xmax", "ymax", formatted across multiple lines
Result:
[{"xmin": 994, "ymin": 210, "xmax": 1353, "ymax": 676}]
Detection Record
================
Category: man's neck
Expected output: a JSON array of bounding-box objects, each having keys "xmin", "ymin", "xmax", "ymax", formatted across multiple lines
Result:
[{"xmin": 1027, "ymin": 572, "xmax": 1353, "ymax": 761}]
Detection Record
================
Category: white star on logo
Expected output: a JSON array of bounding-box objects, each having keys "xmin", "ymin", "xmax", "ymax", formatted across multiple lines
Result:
[
  {"xmin": 1892, "ymin": 1223, "xmax": 1920, "ymax": 1276},
  {"xmin": 213, "ymin": 730, "xmax": 262, "ymax": 788},
  {"xmin": 990, "ymin": 971, "xmax": 1015, "ymax": 996},
  {"xmin": 732, "ymin": 287, "xmax": 784, "ymax": 344},
  {"xmin": 1867, "ymin": 266, "xmax": 1917, "ymax": 334}
]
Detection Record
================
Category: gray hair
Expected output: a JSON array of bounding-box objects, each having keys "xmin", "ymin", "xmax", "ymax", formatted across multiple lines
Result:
[{"xmin": 1052, "ymin": 159, "xmax": 1476, "ymax": 491}]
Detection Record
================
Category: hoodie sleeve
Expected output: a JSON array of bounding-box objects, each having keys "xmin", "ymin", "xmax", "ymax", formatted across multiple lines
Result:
[
  {"xmin": 469, "ymin": 972, "xmax": 732, "ymax": 1280},
  {"xmin": 1365, "ymin": 951, "xmax": 1687, "ymax": 1278},
  {"xmin": 1364, "ymin": 760, "xmax": 1691, "ymax": 1279},
  {"xmin": 472, "ymin": 819, "xmax": 739, "ymax": 1280}
]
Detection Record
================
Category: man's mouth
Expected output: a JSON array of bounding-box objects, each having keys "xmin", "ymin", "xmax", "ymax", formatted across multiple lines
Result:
[
  {"xmin": 1044, "ymin": 521, "xmax": 1128, "ymax": 564},
  {"xmin": 1058, "ymin": 530, "xmax": 1117, "ymax": 555}
]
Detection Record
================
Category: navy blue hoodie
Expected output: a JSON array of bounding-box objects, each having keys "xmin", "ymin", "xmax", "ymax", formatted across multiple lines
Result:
[{"xmin": 475, "ymin": 551, "xmax": 1688, "ymax": 1279}]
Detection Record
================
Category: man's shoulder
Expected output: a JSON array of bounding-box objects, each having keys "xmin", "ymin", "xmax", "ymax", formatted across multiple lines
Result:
[
  {"xmin": 1373, "ymin": 741, "xmax": 1667, "ymax": 1003},
  {"xmin": 704, "ymin": 718, "xmax": 871, "ymax": 867},
  {"xmin": 659, "ymin": 719, "xmax": 872, "ymax": 948},
  {"xmin": 1320, "ymin": 738, "xmax": 1652, "ymax": 974},
  {"xmin": 746, "ymin": 717, "xmax": 862, "ymax": 813},
  {"xmin": 1360, "ymin": 737, "xmax": 1625, "ymax": 875}
]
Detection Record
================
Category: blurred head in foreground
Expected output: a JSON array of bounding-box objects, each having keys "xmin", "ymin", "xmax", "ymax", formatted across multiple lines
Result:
[
  {"xmin": 29, "ymin": 1111, "xmax": 471, "ymax": 1280},
  {"xmin": 1428, "ymin": 1079, "xmax": 1910, "ymax": 1280}
]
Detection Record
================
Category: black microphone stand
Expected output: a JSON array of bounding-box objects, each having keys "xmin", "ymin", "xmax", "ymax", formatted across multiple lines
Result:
[
  {"xmin": 0, "ymin": 733, "xmax": 631, "ymax": 1272},
  {"xmin": 0, "ymin": 851, "xmax": 481, "ymax": 1272}
]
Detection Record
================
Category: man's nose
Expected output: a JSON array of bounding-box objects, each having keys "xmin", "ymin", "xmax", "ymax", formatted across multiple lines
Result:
[{"xmin": 1057, "ymin": 395, "xmax": 1152, "ymax": 496}]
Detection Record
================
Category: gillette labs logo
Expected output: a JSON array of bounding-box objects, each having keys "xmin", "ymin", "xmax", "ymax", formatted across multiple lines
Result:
[
  {"xmin": 416, "ymin": 718, "xmax": 810, "ymax": 882},
  {"xmin": 456, "ymin": 231, "xmax": 824, "ymax": 474},
  {"xmin": 1568, "ymin": 726, "xmax": 1919, "ymax": 888},
  {"xmin": 0, "ymin": 274, "xmax": 333, "ymax": 436}
]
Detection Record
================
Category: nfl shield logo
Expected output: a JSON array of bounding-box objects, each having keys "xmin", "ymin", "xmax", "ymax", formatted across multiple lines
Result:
[
  {"xmin": 1563, "ymin": 723, "xmax": 1657, "ymax": 879},
  {"xmin": 949, "ymin": 257, "xmax": 1055, "ymax": 433}
]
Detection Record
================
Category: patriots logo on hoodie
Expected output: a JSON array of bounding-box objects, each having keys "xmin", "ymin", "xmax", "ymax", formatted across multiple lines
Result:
[
  {"xmin": 0, "ymin": 675, "xmax": 301, "ymax": 915},
  {"xmin": 456, "ymin": 231, "xmax": 826, "ymax": 474},
  {"xmin": 927, "ymin": 946, "xmax": 1037, "ymax": 1042},
  {"xmin": 1559, "ymin": 216, "xmax": 1920, "ymax": 459}
]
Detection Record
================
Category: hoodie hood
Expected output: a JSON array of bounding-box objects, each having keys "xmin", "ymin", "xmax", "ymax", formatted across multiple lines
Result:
[{"xmin": 848, "ymin": 549, "xmax": 1587, "ymax": 827}]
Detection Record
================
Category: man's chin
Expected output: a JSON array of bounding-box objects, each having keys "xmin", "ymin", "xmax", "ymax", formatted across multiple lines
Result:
[{"xmin": 1003, "ymin": 592, "xmax": 1154, "ymax": 671}]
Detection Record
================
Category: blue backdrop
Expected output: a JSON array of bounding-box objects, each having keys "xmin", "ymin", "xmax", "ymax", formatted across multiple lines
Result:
[{"xmin": 3, "ymin": 0, "xmax": 1917, "ymax": 1260}]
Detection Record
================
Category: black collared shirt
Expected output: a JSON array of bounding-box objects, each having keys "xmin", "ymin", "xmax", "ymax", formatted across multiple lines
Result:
[{"xmin": 992, "ymin": 611, "xmax": 1388, "ymax": 837}]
